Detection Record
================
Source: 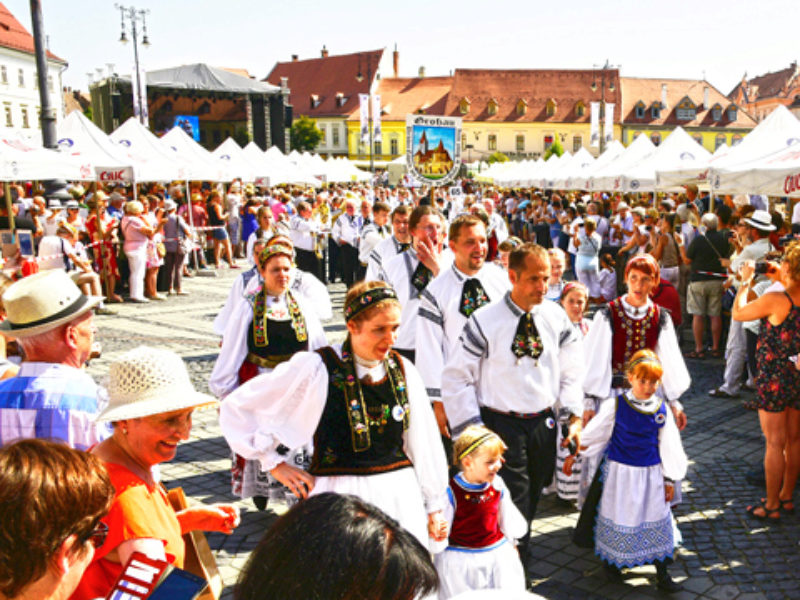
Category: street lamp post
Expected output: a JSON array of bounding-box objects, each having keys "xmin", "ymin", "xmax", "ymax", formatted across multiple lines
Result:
[
  {"xmin": 591, "ymin": 60, "xmax": 617, "ymax": 155},
  {"xmin": 115, "ymin": 4, "xmax": 151, "ymax": 125},
  {"xmin": 356, "ymin": 54, "xmax": 374, "ymax": 173}
]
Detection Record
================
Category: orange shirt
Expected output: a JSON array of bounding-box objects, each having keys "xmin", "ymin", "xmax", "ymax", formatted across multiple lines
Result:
[{"xmin": 71, "ymin": 462, "xmax": 185, "ymax": 600}]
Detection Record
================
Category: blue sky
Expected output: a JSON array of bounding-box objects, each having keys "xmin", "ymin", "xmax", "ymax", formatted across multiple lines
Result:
[
  {"xmin": 413, "ymin": 126, "xmax": 455, "ymax": 155},
  {"xmin": 8, "ymin": 0, "xmax": 798, "ymax": 96}
]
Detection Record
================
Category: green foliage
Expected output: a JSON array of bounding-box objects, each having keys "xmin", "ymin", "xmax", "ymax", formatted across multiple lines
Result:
[
  {"xmin": 487, "ymin": 151, "xmax": 509, "ymax": 164},
  {"xmin": 290, "ymin": 115, "xmax": 322, "ymax": 152},
  {"xmin": 234, "ymin": 127, "xmax": 251, "ymax": 147},
  {"xmin": 83, "ymin": 105, "xmax": 92, "ymax": 120},
  {"xmin": 544, "ymin": 137, "xmax": 564, "ymax": 160}
]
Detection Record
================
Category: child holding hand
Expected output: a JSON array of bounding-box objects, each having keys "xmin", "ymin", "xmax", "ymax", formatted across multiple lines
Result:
[
  {"xmin": 435, "ymin": 425, "xmax": 527, "ymax": 598},
  {"xmin": 565, "ymin": 349, "xmax": 687, "ymax": 593}
]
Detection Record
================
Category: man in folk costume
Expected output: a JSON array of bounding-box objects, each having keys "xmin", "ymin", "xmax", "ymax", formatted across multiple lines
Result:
[
  {"xmin": 441, "ymin": 243, "xmax": 584, "ymax": 564},
  {"xmin": 331, "ymin": 198, "xmax": 361, "ymax": 288},
  {"xmin": 382, "ymin": 205, "xmax": 451, "ymax": 363},
  {"xmin": 417, "ymin": 214, "xmax": 511, "ymax": 438},
  {"xmin": 358, "ymin": 202, "xmax": 391, "ymax": 275},
  {"xmin": 289, "ymin": 201, "xmax": 322, "ymax": 280},
  {"xmin": 365, "ymin": 204, "xmax": 412, "ymax": 281}
]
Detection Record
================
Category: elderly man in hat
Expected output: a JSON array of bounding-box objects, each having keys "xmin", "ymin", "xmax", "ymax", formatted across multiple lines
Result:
[
  {"xmin": 0, "ymin": 270, "xmax": 108, "ymax": 449},
  {"xmin": 710, "ymin": 210, "xmax": 776, "ymax": 398}
]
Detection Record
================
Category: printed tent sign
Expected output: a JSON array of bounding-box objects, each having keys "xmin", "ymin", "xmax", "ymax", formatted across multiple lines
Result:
[{"xmin": 406, "ymin": 115, "xmax": 462, "ymax": 185}]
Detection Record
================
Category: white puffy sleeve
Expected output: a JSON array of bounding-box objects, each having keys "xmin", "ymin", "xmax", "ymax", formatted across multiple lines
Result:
[
  {"xmin": 582, "ymin": 309, "xmax": 613, "ymax": 405},
  {"xmin": 294, "ymin": 271, "xmax": 333, "ymax": 321},
  {"xmin": 209, "ymin": 298, "xmax": 252, "ymax": 398},
  {"xmin": 415, "ymin": 288, "xmax": 446, "ymax": 400},
  {"xmin": 659, "ymin": 407, "xmax": 688, "ymax": 481},
  {"xmin": 654, "ymin": 316, "xmax": 690, "ymax": 408},
  {"xmin": 213, "ymin": 273, "xmax": 246, "ymax": 336},
  {"xmin": 400, "ymin": 356, "xmax": 450, "ymax": 514},
  {"xmin": 441, "ymin": 316, "xmax": 488, "ymax": 435},
  {"xmin": 219, "ymin": 351, "xmax": 329, "ymax": 472},
  {"xmin": 577, "ymin": 396, "xmax": 616, "ymax": 460},
  {"xmin": 495, "ymin": 475, "xmax": 528, "ymax": 540}
]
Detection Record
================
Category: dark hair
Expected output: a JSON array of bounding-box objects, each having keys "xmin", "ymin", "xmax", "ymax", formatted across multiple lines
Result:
[
  {"xmin": 448, "ymin": 214, "xmax": 485, "ymax": 243},
  {"xmin": 391, "ymin": 204, "xmax": 411, "ymax": 219},
  {"xmin": 408, "ymin": 205, "xmax": 443, "ymax": 233},
  {"xmin": 235, "ymin": 493, "xmax": 438, "ymax": 600},
  {"xmin": 373, "ymin": 201, "xmax": 391, "ymax": 215},
  {"xmin": 0, "ymin": 439, "xmax": 113, "ymax": 597},
  {"xmin": 508, "ymin": 242, "xmax": 548, "ymax": 274},
  {"xmin": 714, "ymin": 203, "xmax": 733, "ymax": 226}
]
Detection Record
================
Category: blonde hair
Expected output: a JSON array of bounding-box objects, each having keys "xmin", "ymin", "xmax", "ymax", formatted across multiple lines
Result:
[{"xmin": 453, "ymin": 425, "xmax": 506, "ymax": 465}]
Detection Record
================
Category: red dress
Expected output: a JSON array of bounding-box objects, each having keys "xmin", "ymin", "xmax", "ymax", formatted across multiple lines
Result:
[{"xmin": 85, "ymin": 214, "xmax": 119, "ymax": 278}]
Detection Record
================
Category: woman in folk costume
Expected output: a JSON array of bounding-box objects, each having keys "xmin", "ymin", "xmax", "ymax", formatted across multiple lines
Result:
[
  {"xmin": 565, "ymin": 350, "xmax": 688, "ymax": 592},
  {"xmin": 209, "ymin": 238, "xmax": 327, "ymax": 510},
  {"xmin": 220, "ymin": 281, "xmax": 449, "ymax": 549}
]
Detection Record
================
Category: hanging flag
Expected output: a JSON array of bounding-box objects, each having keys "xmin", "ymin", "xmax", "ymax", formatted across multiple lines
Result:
[
  {"xmin": 371, "ymin": 94, "xmax": 381, "ymax": 140},
  {"xmin": 590, "ymin": 102, "xmax": 600, "ymax": 148},
  {"xmin": 604, "ymin": 102, "xmax": 614, "ymax": 145},
  {"xmin": 132, "ymin": 60, "xmax": 148, "ymax": 126},
  {"xmin": 359, "ymin": 94, "xmax": 369, "ymax": 143}
]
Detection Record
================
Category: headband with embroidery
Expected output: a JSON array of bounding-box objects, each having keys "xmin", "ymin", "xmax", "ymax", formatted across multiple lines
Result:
[
  {"xmin": 457, "ymin": 432, "xmax": 500, "ymax": 461},
  {"xmin": 344, "ymin": 287, "xmax": 399, "ymax": 322},
  {"xmin": 258, "ymin": 243, "xmax": 294, "ymax": 268},
  {"xmin": 560, "ymin": 281, "xmax": 588, "ymax": 301},
  {"xmin": 627, "ymin": 354, "xmax": 662, "ymax": 372}
]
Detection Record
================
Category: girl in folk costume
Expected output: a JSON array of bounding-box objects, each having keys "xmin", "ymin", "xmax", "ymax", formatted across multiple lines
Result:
[
  {"xmin": 209, "ymin": 238, "xmax": 327, "ymax": 510},
  {"xmin": 580, "ymin": 253, "xmax": 689, "ymax": 506},
  {"xmin": 564, "ymin": 350, "xmax": 688, "ymax": 592},
  {"xmin": 219, "ymin": 281, "xmax": 449, "ymax": 549},
  {"xmin": 435, "ymin": 426, "xmax": 527, "ymax": 598}
]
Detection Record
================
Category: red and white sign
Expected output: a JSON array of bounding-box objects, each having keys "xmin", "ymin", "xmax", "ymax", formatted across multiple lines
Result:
[
  {"xmin": 95, "ymin": 167, "xmax": 134, "ymax": 182},
  {"xmin": 784, "ymin": 173, "xmax": 800, "ymax": 194}
]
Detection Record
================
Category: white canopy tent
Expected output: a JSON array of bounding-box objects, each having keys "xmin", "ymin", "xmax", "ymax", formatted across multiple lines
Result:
[
  {"xmin": 574, "ymin": 141, "xmax": 625, "ymax": 191},
  {"xmin": 110, "ymin": 118, "xmax": 192, "ymax": 181},
  {"xmin": 210, "ymin": 138, "xmax": 267, "ymax": 182},
  {"xmin": 589, "ymin": 134, "xmax": 656, "ymax": 192},
  {"xmin": 159, "ymin": 126, "xmax": 232, "ymax": 182},
  {"xmin": 0, "ymin": 137, "xmax": 88, "ymax": 181},
  {"xmin": 550, "ymin": 148, "xmax": 595, "ymax": 190},
  {"xmin": 711, "ymin": 141, "xmax": 800, "ymax": 197}
]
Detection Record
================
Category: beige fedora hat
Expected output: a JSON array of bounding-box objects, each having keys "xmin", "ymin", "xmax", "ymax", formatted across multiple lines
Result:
[
  {"xmin": 96, "ymin": 346, "xmax": 217, "ymax": 422},
  {"xmin": 0, "ymin": 271, "xmax": 103, "ymax": 338}
]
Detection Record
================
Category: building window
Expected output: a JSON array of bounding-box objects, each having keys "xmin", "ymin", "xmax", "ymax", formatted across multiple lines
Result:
[
  {"xmin": 635, "ymin": 103, "xmax": 645, "ymax": 119},
  {"xmin": 47, "ymin": 75, "xmax": 53, "ymax": 92},
  {"xmin": 573, "ymin": 136, "xmax": 582, "ymax": 152},
  {"xmin": 712, "ymin": 107, "xmax": 722, "ymax": 120},
  {"xmin": 488, "ymin": 134, "xmax": 497, "ymax": 151},
  {"xmin": 545, "ymin": 99, "xmax": 556, "ymax": 117},
  {"xmin": 650, "ymin": 131, "xmax": 661, "ymax": 146},
  {"xmin": 319, "ymin": 125, "xmax": 326, "ymax": 144},
  {"xmin": 575, "ymin": 102, "xmax": 585, "ymax": 117},
  {"xmin": 0, "ymin": 66, "xmax": 6, "ymax": 84},
  {"xmin": 487, "ymin": 99, "xmax": 498, "ymax": 116},
  {"xmin": 727, "ymin": 107, "xmax": 738, "ymax": 121},
  {"xmin": 331, "ymin": 126, "xmax": 340, "ymax": 146},
  {"xmin": 212, "ymin": 129, "xmax": 221, "ymax": 145},
  {"xmin": 17, "ymin": 69, "xmax": 23, "ymax": 87},
  {"xmin": 651, "ymin": 105, "xmax": 661, "ymax": 119},
  {"xmin": 693, "ymin": 134, "xmax": 703, "ymax": 145},
  {"xmin": 374, "ymin": 140, "xmax": 382, "ymax": 156},
  {"xmin": 544, "ymin": 135, "xmax": 554, "ymax": 151},
  {"xmin": 459, "ymin": 98, "xmax": 470, "ymax": 115},
  {"xmin": 715, "ymin": 134, "xmax": 726, "ymax": 150},
  {"xmin": 4, "ymin": 103, "xmax": 11, "ymax": 127},
  {"xmin": 516, "ymin": 135, "xmax": 524, "ymax": 152},
  {"xmin": 732, "ymin": 134, "xmax": 743, "ymax": 146},
  {"xmin": 676, "ymin": 108, "xmax": 695, "ymax": 120},
  {"xmin": 21, "ymin": 106, "xmax": 29, "ymax": 128},
  {"xmin": 390, "ymin": 137, "xmax": 398, "ymax": 155},
  {"xmin": 516, "ymin": 100, "xmax": 527, "ymax": 116}
]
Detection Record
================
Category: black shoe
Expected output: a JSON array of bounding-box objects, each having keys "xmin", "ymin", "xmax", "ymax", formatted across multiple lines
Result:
[
  {"xmin": 656, "ymin": 573, "xmax": 684, "ymax": 593},
  {"xmin": 252, "ymin": 495, "xmax": 268, "ymax": 511},
  {"xmin": 603, "ymin": 562, "xmax": 623, "ymax": 583}
]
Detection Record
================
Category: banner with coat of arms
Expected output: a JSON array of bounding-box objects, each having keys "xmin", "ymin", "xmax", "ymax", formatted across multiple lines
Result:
[{"xmin": 405, "ymin": 114, "xmax": 462, "ymax": 186}]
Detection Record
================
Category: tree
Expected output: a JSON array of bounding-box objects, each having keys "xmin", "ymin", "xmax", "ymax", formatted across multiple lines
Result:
[
  {"xmin": 487, "ymin": 151, "xmax": 509, "ymax": 164},
  {"xmin": 290, "ymin": 115, "xmax": 322, "ymax": 152},
  {"xmin": 234, "ymin": 127, "xmax": 251, "ymax": 147},
  {"xmin": 544, "ymin": 138, "xmax": 564, "ymax": 160}
]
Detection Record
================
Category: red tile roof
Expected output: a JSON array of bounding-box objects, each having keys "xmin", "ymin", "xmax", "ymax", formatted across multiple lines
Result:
[
  {"xmin": 729, "ymin": 62, "xmax": 800, "ymax": 102},
  {"xmin": 265, "ymin": 49, "xmax": 383, "ymax": 117},
  {"xmin": 440, "ymin": 69, "xmax": 621, "ymax": 123},
  {"xmin": 620, "ymin": 77, "xmax": 756, "ymax": 128},
  {"xmin": 0, "ymin": 2, "xmax": 65, "ymax": 63},
  {"xmin": 364, "ymin": 76, "xmax": 452, "ymax": 121}
]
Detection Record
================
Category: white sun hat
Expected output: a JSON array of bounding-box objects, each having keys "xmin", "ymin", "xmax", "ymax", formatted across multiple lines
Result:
[
  {"xmin": 96, "ymin": 346, "xmax": 217, "ymax": 422},
  {"xmin": 0, "ymin": 270, "xmax": 103, "ymax": 338}
]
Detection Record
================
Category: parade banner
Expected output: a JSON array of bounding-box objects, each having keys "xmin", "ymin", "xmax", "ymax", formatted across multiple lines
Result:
[
  {"xmin": 590, "ymin": 102, "xmax": 600, "ymax": 148},
  {"xmin": 371, "ymin": 94, "xmax": 381, "ymax": 139},
  {"xmin": 359, "ymin": 94, "xmax": 369, "ymax": 143},
  {"xmin": 604, "ymin": 103, "xmax": 615, "ymax": 145},
  {"xmin": 405, "ymin": 114, "xmax": 462, "ymax": 185}
]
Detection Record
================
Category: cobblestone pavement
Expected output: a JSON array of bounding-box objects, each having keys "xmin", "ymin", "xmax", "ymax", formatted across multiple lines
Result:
[{"xmin": 87, "ymin": 268, "xmax": 800, "ymax": 600}]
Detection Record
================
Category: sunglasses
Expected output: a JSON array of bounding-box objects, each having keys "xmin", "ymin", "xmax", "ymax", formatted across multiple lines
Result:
[{"xmin": 80, "ymin": 520, "xmax": 109, "ymax": 549}]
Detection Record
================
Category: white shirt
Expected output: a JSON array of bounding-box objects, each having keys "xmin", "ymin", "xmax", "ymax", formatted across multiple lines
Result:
[
  {"xmin": 331, "ymin": 213, "xmax": 360, "ymax": 248},
  {"xmin": 416, "ymin": 262, "xmax": 511, "ymax": 399},
  {"xmin": 289, "ymin": 215, "xmax": 318, "ymax": 252},
  {"xmin": 441, "ymin": 292, "xmax": 585, "ymax": 434},
  {"xmin": 37, "ymin": 235, "xmax": 75, "ymax": 271},
  {"xmin": 365, "ymin": 235, "xmax": 408, "ymax": 282},
  {"xmin": 358, "ymin": 222, "xmax": 391, "ymax": 265}
]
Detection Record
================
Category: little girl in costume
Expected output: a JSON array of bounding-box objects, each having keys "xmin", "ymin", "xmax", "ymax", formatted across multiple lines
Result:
[
  {"xmin": 565, "ymin": 349, "xmax": 688, "ymax": 593},
  {"xmin": 435, "ymin": 425, "xmax": 527, "ymax": 598},
  {"xmin": 596, "ymin": 252, "xmax": 617, "ymax": 303}
]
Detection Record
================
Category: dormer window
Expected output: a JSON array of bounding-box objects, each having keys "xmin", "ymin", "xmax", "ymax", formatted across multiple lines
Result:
[
  {"xmin": 711, "ymin": 103, "xmax": 722, "ymax": 120},
  {"xmin": 651, "ymin": 103, "xmax": 661, "ymax": 119},
  {"xmin": 487, "ymin": 98, "xmax": 499, "ymax": 116},
  {"xmin": 676, "ymin": 96, "xmax": 697, "ymax": 120},
  {"xmin": 335, "ymin": 92, "xmax": 345, "ymax": 107},
  {"xmin": 459, "ymin": 97, "xmax": 470, "ymax": 115},
  {"xmin": 545, "ymin": 98, "xmax": 557, "ymax": 117},
  {"xmin": 310, "ymin": 94, "xmax": 320, "ymax": 109},
  {"xmin": 516, "ymin": 99, "xmax": 527, "ymax": 116},
  {"xmin": 575, "ymin": 101, "xmax": 586, "ymax": 117},
  {"xmin": 727, "ymin": 106, "xmax": 738, "ymax": 121},
  {"xmin": 634, "ymin": 101, "xmax": 645, "ymax": 119}
]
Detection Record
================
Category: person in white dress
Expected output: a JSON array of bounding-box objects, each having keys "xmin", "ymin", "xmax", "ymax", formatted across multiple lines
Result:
[
  {"xmin": 564, "ymin": 350, "xmax": 687, "ymax": 592},
  {"xmin": 219, "ymin": 281, "xmax": 449, "ymax": 549},
  {"xmin": 209, "ymin": 239, "xmax": 327, "ymax": 510},
  {"xmin": 435, "ymin": 425, "xmax": 527, "ymax": 598}
]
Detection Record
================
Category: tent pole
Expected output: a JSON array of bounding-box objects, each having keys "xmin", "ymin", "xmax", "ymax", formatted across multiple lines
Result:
[{"xmin": 184, "ymin": 180, "xmax": 198, "ymax": 272}]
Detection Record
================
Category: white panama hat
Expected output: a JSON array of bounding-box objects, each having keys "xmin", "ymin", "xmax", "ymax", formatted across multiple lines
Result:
[
  {"xmin": 96, "ymin": 346, "xmax": 217, "ymax": 422},
  {"xmin": 743, "ymin": 209, "xmax": 776, "ymax": 232},
  {"xmin": 0, "ymin": 270, "xmax": 102, "ymax": 338}
]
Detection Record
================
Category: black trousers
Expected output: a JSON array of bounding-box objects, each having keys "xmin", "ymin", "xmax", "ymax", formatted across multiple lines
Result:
[
  {"xmin": 480, "ymin": 406, "xmax": 557, "ymax": 546},
  {"xmin": 295, "ymin": 248, "xmax": 321, "ymax": 280},
  {"xmin": 340, "ymin": 243, "xmax": 359, "ymax": 288},
  {"xmin": 327, "ymin": 238, "xmax": 340, "ymax": 283}
]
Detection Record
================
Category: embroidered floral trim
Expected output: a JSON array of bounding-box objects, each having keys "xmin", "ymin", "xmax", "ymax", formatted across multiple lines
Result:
[
  {"xmin": 511, "ymin": 313, "xmax": 543, "ymax": 362},
  {"xmin": 252, "ymin": 289, "xmax": 308, "ymax": 347},
  {"xmin": 460, "ymin": 278, "xmax": 490, "ymax": 318}
]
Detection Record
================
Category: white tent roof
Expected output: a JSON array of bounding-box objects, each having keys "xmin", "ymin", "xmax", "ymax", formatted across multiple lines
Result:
[
  {"xmin": 551, "ymin": 148, "xmax": 595, "ymax": 190},
  {"xmin": 110, "ymin": 118, "xmax": 192, "ymax": 181},
  {"xmin": 620, "ymin": 127, "xmax": 711, "ymax": 193},
  {"xmin": 589, "ymin": 134, "xmax": 656, "ymax": 192},
  {"xmin": 159, "ymin": 126, "xmax": 232, "ymax": 182},
  {"xmin": 572, "ymin": 141, "xmax": 625, "ymax": 190},
  {"xmin": 711, "ymin": 139, "xmax": 800, "ymax": 196},
  {"xmin": 0, "ymin": 138, "xmax": 87, "ymax": 181},
  {"xmin": 210, "ymin": 138, "xmax": 267, "ymax": 181},
  {"xmin": 57, "ymin": 111, "xmax": 134, "ymax": 176}
]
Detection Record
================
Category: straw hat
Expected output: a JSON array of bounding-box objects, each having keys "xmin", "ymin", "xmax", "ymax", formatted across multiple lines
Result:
[
  {"xmin": 0, "ymin": 271, "xmax": 103, "ymax": 338},
  {"xmin": 125, "ymin": 200, "xmax": 144, "ymax": 215},
  {"xmin": 96, "ymin": 346, "xmax": 217, "ymax": 422},
  {"xmin": 743, "ymin": 209, "xmax": 776, "ymax": 231}
]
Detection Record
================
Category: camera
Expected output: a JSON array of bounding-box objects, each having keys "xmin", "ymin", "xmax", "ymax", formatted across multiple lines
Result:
[
  {"xmin": 754, "ymin": 262, "xmax": 770, "ymax": 275},
  {"xmin": 645, "ymin": 225, "xmax": 653, "ymax": 231}
]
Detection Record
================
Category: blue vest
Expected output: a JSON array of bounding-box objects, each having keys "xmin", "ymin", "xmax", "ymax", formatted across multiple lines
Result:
[{"xmin": 606, "ymin": 394, "xmax": 666, "ymax": 467}]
